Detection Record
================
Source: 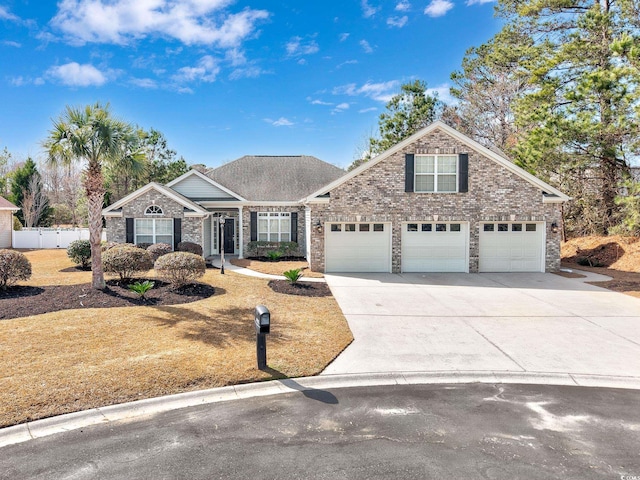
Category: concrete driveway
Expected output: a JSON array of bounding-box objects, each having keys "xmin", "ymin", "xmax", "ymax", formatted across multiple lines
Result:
[{"xmin": 323, "ymin": 272, "xmax": 640, "ymax": 377}]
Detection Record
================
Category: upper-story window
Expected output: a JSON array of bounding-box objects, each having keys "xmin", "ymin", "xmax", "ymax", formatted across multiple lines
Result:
[
  {"xmin": 144, "ymin": 205, "xmax": 164, "ymax": 216},
  {"xmin": 415, "ymin": 155, "xmax": 458, "ymax": 193}
]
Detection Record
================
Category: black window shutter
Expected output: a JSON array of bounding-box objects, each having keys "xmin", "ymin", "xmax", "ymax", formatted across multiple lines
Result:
[
  {"xmin": 458, "ymin": 153, "xmax": 469, "ymax": 193},
  {"xmin": 250, "ymin": 212, "xmax": 257, "ymax": 241},
  {"xmin": 125, "ymin": 218, "xmax": 134, "ymax": 244},
  {"xmin": 405, "ymin": 154, "xmax": 415, "ymax": 193},
  {"xmin": 173, "ymin": 218, "xmax": 182, "ymax": 250},
  {"xmin": 290, "ymin": 212, "xmax": 298, "ymax": 243}
]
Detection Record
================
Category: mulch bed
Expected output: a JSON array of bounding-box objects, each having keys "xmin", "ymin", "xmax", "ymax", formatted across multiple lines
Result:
[
  {"xmin": 0, "ymin": 279, "xmax": 215, "ymax": 320},
  {"xmin": 268, "ymin": 280, "xmax": 331, "ymax": 297}
]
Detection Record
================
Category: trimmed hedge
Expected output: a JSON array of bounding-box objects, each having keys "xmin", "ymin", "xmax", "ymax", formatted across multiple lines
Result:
[
  {"xmin": 0, "ymin": 249, "xmax": 32, "ymax": 289},
  {"xmin": 103, "ymin": 246, "xmax": 153, "ymax": 281},
  {"xmin": 154, "ymin": 252, "xmax": 206, "ymax": 288},
  {"xmin": 147, "ymin": 243, "xmax": 173, "ymax": 262},
  {"xmin": 67, "ymin": 239, "xmax": 92, "ymax": 269},
  {"xmin": 177, "ymin": 241, "xmax": 203, "ymax": 256}
]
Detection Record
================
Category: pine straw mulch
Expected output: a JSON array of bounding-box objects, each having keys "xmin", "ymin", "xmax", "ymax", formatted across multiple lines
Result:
[
  {"xmin": 561, "ymin": 235, "xmax": 640, "ymax": 299},
  {"xmin": 0, "ymin": 279, "xmax": 215, "ymax": 320},
  {"xmin": 0, "ymin": 250, "xmax": 353, "ymax": 428},
  {"xmin": 268, "ymin": 280, "xmax": 331, "ymax": 297},
  {"xmin": 230, "ymin": 258, "xmax": 325, "ymax": 278}
]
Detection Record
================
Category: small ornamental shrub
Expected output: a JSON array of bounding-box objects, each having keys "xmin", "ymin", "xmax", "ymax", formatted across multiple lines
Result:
[
  {"xmin": 103, "ymin": 246, "xmax": 153, "ymax": 281},
  {"xmin": 155, "ymin": 252, "xmax": 206, "ymax": 288},
  {"xmin": 177, "ymin": 241, "xmax": 203, "ymax": 256},
  {"xmin": 101, "ymin": 241, "xmax": 119, "ymax": 252},
  {"xmin": 12, "ymin": 216, "xmax": 22, "ymax": 231},
  {"xmin": 67, "ymin": 239, "xmax": 92, "ymax": 269},
  {"xmin": 266, "ymin": 250, "xmax": 283, "ymax": 262},
  {"xmin": 283, "ymin": 268, "xmax": 303, "ymax": 284},
  {"xmin": 128, "ymin": 280, "xmax": 155, "ymax": 299},
  {"xmin": 147, "ymin": 243, "xmax": 173, "ymax": 262},
  {"xmin": 137, "ymin": 242, "xmax": 153, "ymax": 250},
  {"xmin": 0, "ymin": 249, "xmax": 32, "ymax": 290}
]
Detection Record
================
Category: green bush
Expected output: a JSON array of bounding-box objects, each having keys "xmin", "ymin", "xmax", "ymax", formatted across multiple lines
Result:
[
  {"xmin": 247, "ymin": 241, "xmax": 298, "ymax": 257},
  {"xmin": 147, "ymin": 243, "xmax": 172, "ymax": 262},
  {"xmin": 12, "ymin": 216, "xmax": 22, "ymax": 231},
  {"xmin": 266, "ymin": 250, "xmax": 283, "ymax": 262},
  {"xmin": 283, "ymin": 268, "xmax": 303, "ymax": 284},
  {"xmin": 177, "ymin": 241, "xmax": 203, "ymax": 256},
  {"xmin": 155, "ymin": 252, "xmax": 206, "ymax": 288},
  {"xmin": 128, "ymin": 280, "xmax": 155, "ymax": 299},
  {"xmin": 0, "ymin": 249, "xmax": 32, "ymax": 289},
  {"xmin": 66, "ymin": 239, "xmax": 92, "ymax": 269},
  {"xmin": 103, "ymin": 246, "xmax": 153, "ymax": 281}
]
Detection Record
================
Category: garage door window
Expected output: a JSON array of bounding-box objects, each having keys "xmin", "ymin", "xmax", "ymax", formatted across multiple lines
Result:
[
  {"xmin": 512, "ymin": 224, "xmax": 522, "ymax": 232},
  {"xmin": 359, "ymin": 224, "xmax": 370, "ymax": 232},
  {"xmin": 345, "ymin": 224, "xmax": 356, "ymax": 232},
  {"xmin": 526, "ymin": 224, "xmax": 537, "ymax": 232},
  {"xmin": 373, "ymin": 224, "xmax": 384, "ymax": 232},
  {"xmin": 407, "ymin": 223, "xmax": 418, "ymax": 232}
]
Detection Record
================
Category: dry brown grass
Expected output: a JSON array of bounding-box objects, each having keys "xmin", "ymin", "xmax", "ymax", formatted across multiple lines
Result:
[
  {"xmin": 230, "ymin": 258, "xmax": 324, "ymax": 278},
  {"xmin": 0, "ymin": 250, "xmax": 352, "ymax": 427}
]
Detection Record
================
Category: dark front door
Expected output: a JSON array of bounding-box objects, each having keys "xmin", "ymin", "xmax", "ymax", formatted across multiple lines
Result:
[{"xmin": 222, "ymin": 220, "xmax": 234, "ymax": 254}]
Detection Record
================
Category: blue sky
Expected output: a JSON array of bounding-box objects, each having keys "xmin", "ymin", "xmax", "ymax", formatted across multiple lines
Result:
[{"xmin": 0, "ymin": 0, "xmax": 502, "ymax": 169}]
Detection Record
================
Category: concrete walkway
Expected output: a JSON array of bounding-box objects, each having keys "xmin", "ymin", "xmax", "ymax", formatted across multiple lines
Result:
[
  {"xmin": 322, "ymin": 272, "xmax": 640, "ymax": 376},
  {"xmin": 208, "ymin": 255, "xmax": 325, "ymax": 282}
]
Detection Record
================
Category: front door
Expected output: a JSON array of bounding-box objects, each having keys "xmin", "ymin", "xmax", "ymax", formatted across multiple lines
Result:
[{"xmin": 222, "ymin": 220, "xmax": 235, "ymax": 254}]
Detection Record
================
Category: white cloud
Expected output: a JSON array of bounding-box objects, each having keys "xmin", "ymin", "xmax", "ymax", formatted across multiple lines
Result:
[
  {"xmin": 10, "ymin": 76, "xmax": 26, "ymax": 86},
  {"xmin": 359, "ymin": 39, "xmax": 373, "ymax": 54},
  {"xmin": 172, "ymin": 55, "xmax": 219, "ymax": 83},
  {"xmin": 395, "ymin": 1, "xmax": 411, "ymax": 11},
  {"xmin": 466, "ymin": 0, "xmax": 495, "ymax": 4},
  {"xmin": 286, "ymin": 35, "xmax": 319, "ymax": 57},
  {"xmin": 336, "ymin": 59, "xmax": 358, "ymax": 69},
  {"xmin": 310, "ymin": 98, "xmax": 333, "ymax": 105},
  {"xmin": 359, "ymin": 107, "xmax": 378, "ymax": 113},
  {"xmin": 2, "ymin": 40, "xmax": 21, "ymax": 47},
  {"xmin": 333, "ymin": 80, "xmax": 399, "ymax": 102},
  {"xmin": 229, "ymin": 65, "xmax": 266, "ymax": 79},
  {"xmin": 339, "ymin": 33, "xmax": 349, "ymax": 42},
  {"xmin": 387, "ymin": 15, "xmax": 408, "ymax": 28},
  {"xmin": 47, "ymin": 62, "xmax": 108, "ymax": 87},
  {"xmin": 427, "ymin": 83, "xmax": 456, "ymax": 105},
  {"xmin": 332, "ymin": 102, "xmax": 350, "ymax": 114},
  {"xmin": 130, "ymin": 77, "xmax": 157, "ymax": 88},
  {"xmin": 424, "ymin": 0, "xmax": 454, "ymax": 17},
  {"xmin": 50, "ymin": 0, "xmax": 269, "ymax": 47},
  {"xmin": 361, "ymin": 0, "xmax": 380, "ymax": 18},
  {"xmin": 0, "ymin": 6, "xmax": 18, "ymax": 21},
  {"xmin": 264, "ymin": 117, "xmax": 294, "ymax": 127}
]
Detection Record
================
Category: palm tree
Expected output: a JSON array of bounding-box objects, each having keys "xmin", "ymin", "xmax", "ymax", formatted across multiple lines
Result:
[{"xmin": 44, "ymin": 103, "xmax": 145, "ymax": 289}]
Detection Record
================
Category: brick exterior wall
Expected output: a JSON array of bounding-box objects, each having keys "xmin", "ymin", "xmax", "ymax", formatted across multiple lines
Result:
[
  {"xmin": 309, "ymin": 127, "xmax": 563, "ymax": 273},
  {"xmin": 242, "ymin": 205, "xmax": 307, "ymax": 258},
  {"xmin": 105, "ymin": 190, "xmax": 203, "ymax": 248}
]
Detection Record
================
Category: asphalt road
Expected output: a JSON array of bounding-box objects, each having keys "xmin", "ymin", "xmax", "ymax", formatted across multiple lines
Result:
[{"xmin": 1, "ymin": 383, "xmax": 639, "ymax": 479}]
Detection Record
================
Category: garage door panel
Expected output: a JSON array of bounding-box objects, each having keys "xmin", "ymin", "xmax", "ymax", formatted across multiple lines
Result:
[
  {"xmin": 325, "ymin": 223, "xmax": 391, "ymax": 273},
  {"xmin": 479, "ymin": 222, "xmax": 544, "ymax": 272},
  {"xmin": 401, "ymin": 223, "xmax": 468, "ymax": 273}
]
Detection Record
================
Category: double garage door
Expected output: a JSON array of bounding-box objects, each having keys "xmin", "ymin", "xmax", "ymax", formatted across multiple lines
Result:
[{"xmin": 325, "ymin": 221, "xmax": 545, "ymax": 273}]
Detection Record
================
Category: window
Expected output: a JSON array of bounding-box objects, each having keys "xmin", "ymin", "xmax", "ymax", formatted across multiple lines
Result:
[
  {"xmin": 498, "ymin": 224, "xmax": 509, "ymax": 232},
  {"xmin": 144, "ymin": 205, "xmax": 163, "ymax": 216},
  {"xmin": 436, "ymin": 224, "xmax": 447, "ymax": 232},
  {"xmin": 135, "ymin": 218, "xmax": 172, "ymax": 246},
  {"xmin": 450, "ymin": 224, "xmax": 461, "ymax": 232},
  {"xmin": 526, "ymin": 224, "xmax": 537, "ymax": 232},
  {"xmin": 258, "ymin": 212, "xmax": 290, "ymax": 242},
  {"xmin": 484, "ymin": 224, "xmax": 494, "ymax": 232},
  {"xmin": 331, "ymin": 224, "xmax": 341, "ymax": 232},
  {"xmin": 415, "ymin": 155, "xmax": 458, "ymax": 193},
  {"xmin": 407, "ymin": 223, "xmax": 418, "ymax": 232},
  {"xmin": 345, "ymin": 224, "xmax": 356, "ymax": 232},
  {"xmin": 422, "ymin": 223, "xmax": 432, "ymax": 232},
  {"xmin": 373, "ymin": 224, "xmax": 384, "ymax": 232},
  {"xmin": 512, "ymin": 224, "xmax": 522, "ymax": 232},
  {"xmin": 359, "ymin": 224, "xmax": 370, "ymax": 232}
]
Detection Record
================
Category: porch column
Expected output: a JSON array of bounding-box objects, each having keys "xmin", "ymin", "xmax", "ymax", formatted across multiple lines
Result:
[{"xmin": 238, "ymin": 206, "xmax": 243, "ymax": 258}]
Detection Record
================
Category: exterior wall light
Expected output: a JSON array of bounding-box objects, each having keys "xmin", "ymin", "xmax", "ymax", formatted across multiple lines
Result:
[{"xmin": 551, "ymin": 221, "xmax": 559, "ymax": 234}]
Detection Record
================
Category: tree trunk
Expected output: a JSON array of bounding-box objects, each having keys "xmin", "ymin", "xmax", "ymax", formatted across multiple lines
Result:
[{"xmin": 86, "ymin": 162, "xmax": 106, "ymax": 290}]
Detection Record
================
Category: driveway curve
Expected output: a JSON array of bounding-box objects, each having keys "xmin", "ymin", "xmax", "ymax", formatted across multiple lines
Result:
[{"xmin": 322, "ymin": 272, "xmax": 640, "ymax": 377}]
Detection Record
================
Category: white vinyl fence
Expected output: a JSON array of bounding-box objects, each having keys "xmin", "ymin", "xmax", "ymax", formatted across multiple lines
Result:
[{"xmin": 12, "ymin": 228, "xmax": 106, "ymax": 249}]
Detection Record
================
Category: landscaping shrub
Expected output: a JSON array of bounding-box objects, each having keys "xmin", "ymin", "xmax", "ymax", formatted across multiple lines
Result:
[
  {"xmin": 177, "ymin": 241, "xmax": 203, "ymax": 256},
  {"xmin": 103, "ymin": 246, "xmax": 153, "ymax": 281},
  {"xmin": 101, "ymin": 241, "xmax": 119, "ymax": 252},
  {"xmin": 12, "ymin": 216, "xmax": 22, "ymax": 231},
  {"xmin": 247, "ymin": 241, "xmax": 298, "ymax": 258},
  {"xmin": 283, "ymin": 268, "xmax": 303, "ymax": 284},
  {"xmin": 137, "ymin": 242, "xmax": 153, "ymax": 250},
  {"xmin": 147, "ymin": 243, "xmax": 173, "ymax": 262},
  {"xmin": 155, "ymin": 252, "xmax": 206, "ymax": 288},
  {"xmin": 66, "ymin": 239, "xmax": 92, "ymax": 269},
  {"xmin": 0, "ymin": 249, "xmax": 32, "ymax": 289},
  {"xmin": 266, "ymin": 250, "xmax": 283, "ymax": 262}
]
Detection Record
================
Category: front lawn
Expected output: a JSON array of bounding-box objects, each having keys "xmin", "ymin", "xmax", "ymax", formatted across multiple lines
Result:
[{"xmin": 0, "ymin": 250, "xmax": 352, "ymax": 427}]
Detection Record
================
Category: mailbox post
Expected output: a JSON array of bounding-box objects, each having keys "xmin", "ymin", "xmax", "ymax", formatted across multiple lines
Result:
[{"xmin": 254, "ymin": 305, "xmax": 270, "ymax": 369}]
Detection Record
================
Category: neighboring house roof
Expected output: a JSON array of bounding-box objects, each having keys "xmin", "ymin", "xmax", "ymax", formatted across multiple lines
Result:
[
  {"xmin": 207, "ymin": 155, "xmax": 345, "ymax": 202},
  {"xmin": 304, "ymin": 121, "xmax": 571, "ymax": 203},
  {"xmin": 0, "ymin": 196, "xmax": 19, "ymax": 211},
  {"xmin": 102, "ymin": 182, "xmax": 210, "ymax": 217}
]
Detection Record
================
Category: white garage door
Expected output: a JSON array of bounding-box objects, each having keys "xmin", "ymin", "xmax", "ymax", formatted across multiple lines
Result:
[
  {"xmin": 401, "ymin": 222, "xmax": 469, "ymax": 272},
  {"xmin": 325, "ymin": 222, "xmax": 391, "ymax": 272},
  {"xmin": 479, "ymin": 222, "xmax": 544, "ymax": 272}
]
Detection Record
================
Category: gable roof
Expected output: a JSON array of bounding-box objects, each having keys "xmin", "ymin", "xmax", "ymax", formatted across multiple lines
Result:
[
  {"xmin": 102, "ymin": 182, "xmax": 209, "ymax": 217},
  {"xmin": 207, "ymin": 155, "xmax": 345, "ymax": 202},
  {"xmin": 0, "ymin": 196, "xmax": 19, "ymax": 211},
  {"xmin": 165, "ymin": 169, "xmax": 246, "ymax": 202},
  {"xmin": 304, "ymin": 120, "xmax": 570, "ymax": 203}
]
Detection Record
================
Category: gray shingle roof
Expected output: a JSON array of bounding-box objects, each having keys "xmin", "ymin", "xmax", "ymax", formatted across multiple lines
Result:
[
  {"xmin": 206, "ymin": 155, "xmax": 345, "ymax": 201},
  {"xmin": 0, "ymin": 195, "xmax": 19, "ymax": 210}
]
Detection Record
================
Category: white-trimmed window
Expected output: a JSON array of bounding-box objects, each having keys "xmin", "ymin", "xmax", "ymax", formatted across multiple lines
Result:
[
  {"xmin": 415, "ymin": 155, "xmax": 458, "ymax": 193},
  {"xmin": 257, "ymin": 212, "xmax": 291, "ymax": 242},
  {"xmin": 135, "ymin": 218, "xmax": 173, "ymax": 246},
  {"xmin": 144, "ymin": 205, "xmax": 164, "ymax": 216}
]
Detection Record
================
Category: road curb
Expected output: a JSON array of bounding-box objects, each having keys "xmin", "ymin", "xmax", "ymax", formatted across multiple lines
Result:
[{"xmin": 3, "ymin": 371, "xmax": 640, "ymax": 449}]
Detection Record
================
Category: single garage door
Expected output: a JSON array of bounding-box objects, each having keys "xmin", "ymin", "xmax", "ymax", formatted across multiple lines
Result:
[
  {"xmin": 479, "ymin": 222, "xmax": 544, "ymax": 272},
  {"xmin": 325, "ymin": 222, "xmax": 391, "ymax": 272},
  {"xmin": 401, "ymin": 222, "xmax": 469, "ymax": 272}
]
